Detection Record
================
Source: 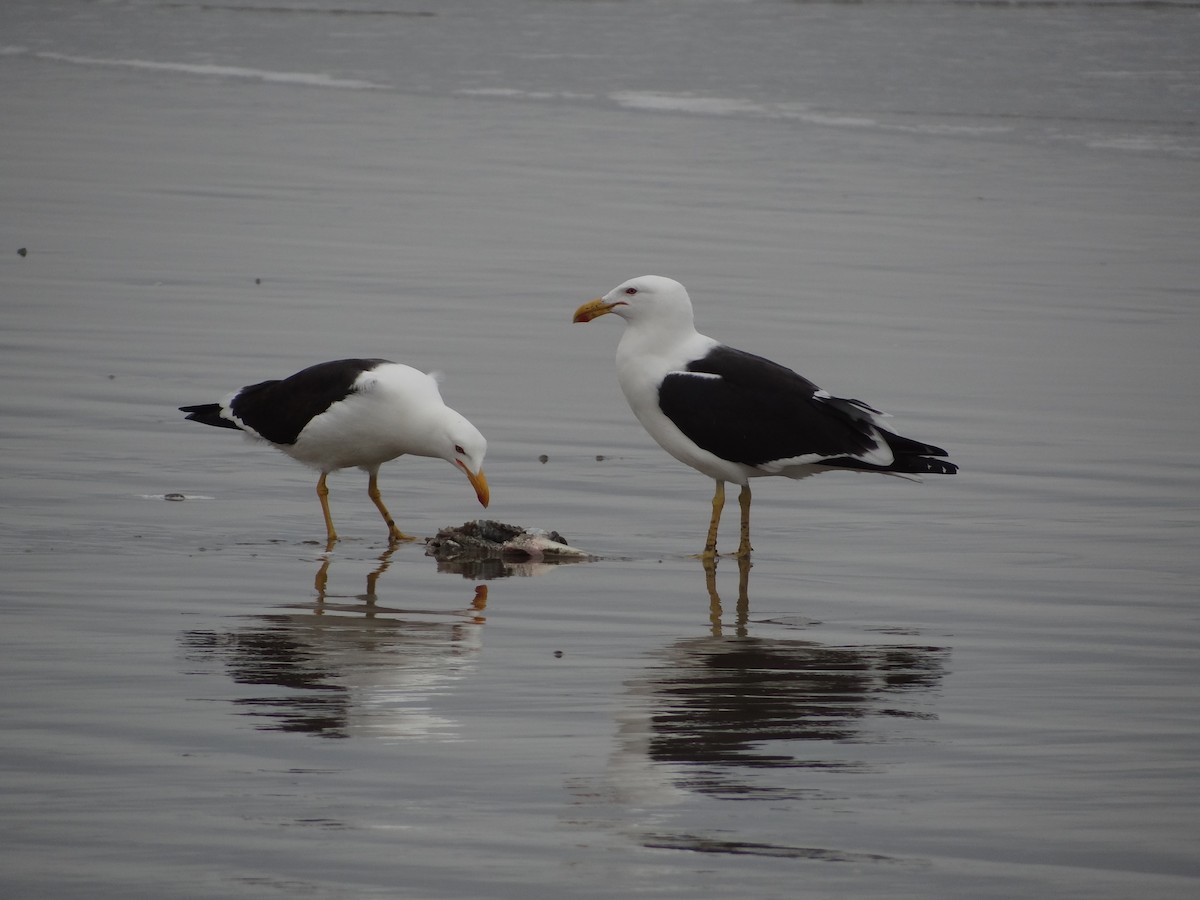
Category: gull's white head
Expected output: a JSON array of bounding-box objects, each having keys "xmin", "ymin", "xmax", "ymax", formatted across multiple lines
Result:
[
  {"xmin": 438, "ymin": 412, "xmax": 490, "ymax": 508},
  {"xmin": 572, "ymin": 276, "xmax": 695, "ymax": 329}
]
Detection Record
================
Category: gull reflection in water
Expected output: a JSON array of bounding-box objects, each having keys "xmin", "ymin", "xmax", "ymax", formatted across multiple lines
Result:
[
  {"xmin": 569, "ymin": 556, "xmax": 949, "ymax": 860},
  {"xmin": 180, "ymin": 550, "xmax": 487, "ymax": 741}
]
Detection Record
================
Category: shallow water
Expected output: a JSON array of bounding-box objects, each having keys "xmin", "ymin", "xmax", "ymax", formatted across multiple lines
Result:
[{"xmin": 3, "ymin": 1, "xmax": 1199, "ymax": 898}]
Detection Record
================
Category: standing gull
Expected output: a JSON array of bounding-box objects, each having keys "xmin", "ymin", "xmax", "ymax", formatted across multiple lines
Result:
[
  {"xmin": 181, "ymin": 358, "xmax": 489, "ymax": 545},
  {"xmin": 573, "ymin": 276, "xmax": 957, "ymax": 558}
]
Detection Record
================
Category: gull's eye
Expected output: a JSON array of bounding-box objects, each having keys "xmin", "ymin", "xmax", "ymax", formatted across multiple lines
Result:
[
  {"xmin": 454, "ymin": 444, "xmax": 465, "ymax": 454},
  {"xmin": 624, "ymin": 287, "xmax": 638, "ymax": 295}
]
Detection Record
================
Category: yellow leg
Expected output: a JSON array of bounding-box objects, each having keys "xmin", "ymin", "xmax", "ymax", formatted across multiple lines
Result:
[
  {"xmin": 316, "ymin": 472, "xmax": 338, "ymax": 545},
  {"xmin": 368, "ymin": 470, "xmax": 416, "ymax": 543},
  {"xmin": 697, "ymin": 479, "xmax": 725, "ymax": 560},
  {"xmin": 734, "ymin": 483, "xmax": 753, "ymax": 558}
]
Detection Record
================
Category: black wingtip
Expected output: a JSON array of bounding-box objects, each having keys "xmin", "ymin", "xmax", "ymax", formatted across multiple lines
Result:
[
  {"xmin": 879, "ymin": 431, "xmax": 958, "ymax": 474},
  {"xmin": 920, "ymin": 458, "xmax": 959, "ymax": 475},
  {"xmin": 180, "ymin": 403, "xmax": 242, "ymax": 431}
]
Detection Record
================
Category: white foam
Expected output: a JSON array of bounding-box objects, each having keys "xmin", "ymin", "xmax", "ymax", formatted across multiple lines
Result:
[
  {"xmin": 455, "ymin": 87, "xmax": 594, "ymax": 101},
  {"xmin": 1088, "ymin": 134, "xmax": 1196, "ymax": 156},
  {"xmin": 32, "ymin": 50, "xmax": 387, "ymax": 90},
  {"xmin": 611, "ymin": 91, "xmax": 765, "ymax": 116},
  {"xmin": 447, "ymin": 84, "xmax": 1020, "ymax": 143},
  {"xmin": 608, "ymin": 89, "xmax": 1016, "ymax": 139}
]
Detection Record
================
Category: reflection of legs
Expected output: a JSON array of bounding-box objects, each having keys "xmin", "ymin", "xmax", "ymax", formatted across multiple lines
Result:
[
  {"xmin": 316, "ymin": 472, "xmax": 338, "ymax": 545},
  {"xmin": 313, "ymin": 546, "xmax": 396, "ymax": 611},
  {"xmin": 701, "ymin": 553, "xmax": 753, "ymax": 638},
  {"xmin": 734, "ymin": 553, "xmax": 751, "ymax": 635},
  {"xmin": 700, "ymin": 479, "xmax": 725, "ymax": 559},
  {"xmin": 365, "ymin": 546, "xmax": 397, "ymax": 596},
  {"xmin": 702, "ymin": 555, "xmax": 721, "ymax": 635},
  {"xmin": 368, "ymin": 469, "xmax": 416, "ymax": 543},
  {"xmin": 314, "ymin": 554, "xmax": 332, "ymax": 602},
  {"xmin": 734, "ymin": 484, "xmax": 753, "ymax": 558}
]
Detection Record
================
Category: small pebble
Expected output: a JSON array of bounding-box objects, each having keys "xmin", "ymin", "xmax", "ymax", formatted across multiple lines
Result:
[
  {"xmin": 17, "ymin": 247, "xmax": 28, "ymax": 257},
  {"xmin": 164, "ymin": 492, "xmax": 187, "ymax": 502},
  {"xmin": 538, "ymin": 454, "xmax": 549, "ymax": 464}
]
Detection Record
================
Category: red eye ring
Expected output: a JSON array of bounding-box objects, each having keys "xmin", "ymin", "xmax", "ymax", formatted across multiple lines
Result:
[{"xmin": 624, "ymin": 287, "xmax": 637, "ymax": 295}]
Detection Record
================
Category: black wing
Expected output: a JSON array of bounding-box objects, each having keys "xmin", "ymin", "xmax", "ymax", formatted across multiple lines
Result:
[
  {"xmin": 181, "ymin": 358, "xmax": 391, "ymax": 445},
  {"xmin": 658, "ymin": 345, "xmax": 879, "ymax": 467},
  {"xmin": 658, "ymin": 345, "xmax": 956, "ymax": 474}
]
